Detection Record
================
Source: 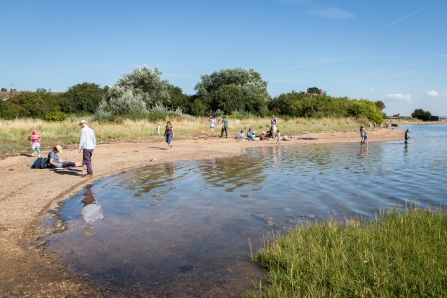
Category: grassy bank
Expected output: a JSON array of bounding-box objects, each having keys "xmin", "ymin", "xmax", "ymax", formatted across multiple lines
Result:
[
  {"xmin": 0, "ymin": 116, "xmax": 368, "ymax": 154},
  {"xmin": 247, "ymin": 205, "xmax": 447, "ymax": 297}
]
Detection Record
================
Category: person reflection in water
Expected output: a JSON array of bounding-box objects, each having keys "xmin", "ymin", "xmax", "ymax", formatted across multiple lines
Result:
[
  {"xmin": 165, "ymin": 163, "xmax": 176, "ymax": 180},
  {"xmin": 81, "ymin": 187, "xmax": 104, "ymax": 223}
]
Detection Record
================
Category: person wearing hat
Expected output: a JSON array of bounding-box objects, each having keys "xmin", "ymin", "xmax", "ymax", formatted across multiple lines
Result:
[
  {"xmin": 78, "ymin": 120, "xmax": 96, "ymax": 178},
  {"xmin": 29, "ymin": 129, "xmax": 41, "ymax": 157},
  {"xmin": 48, "ymin": 145, "xmax": 83, "ymax": 169},
  {"xmin": 404, "ymin": 129, "xmax": 410, "ymax": 144}
]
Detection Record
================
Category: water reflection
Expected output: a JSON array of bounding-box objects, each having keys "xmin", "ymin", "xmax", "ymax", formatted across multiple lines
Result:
[
  {"xmin": 45, "ymin": 125, "xmax": 447, "ymax": 296},
  {"xmin": 80, "ymin": 186, "xmax": 104, "ymax": 223}
]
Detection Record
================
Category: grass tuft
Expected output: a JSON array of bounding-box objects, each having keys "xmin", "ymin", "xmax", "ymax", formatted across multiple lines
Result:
[{"xmin": 246, "ymin": 204, "xmax": 447, "ymax": 297}]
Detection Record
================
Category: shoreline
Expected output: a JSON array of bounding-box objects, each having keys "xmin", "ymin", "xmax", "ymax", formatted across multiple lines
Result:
[{"xmin": 0, "ymin": 128, "xmax": 404, "ymax": 296}]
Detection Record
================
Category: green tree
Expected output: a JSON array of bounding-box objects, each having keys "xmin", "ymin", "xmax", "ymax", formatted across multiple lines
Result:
[
  {"xmin": 1, "ymin": 87, "xmax": 7, "ymax": 92},
  {"xmin": 195, "ymin": 68, "xmax": 269, "ymax": 114},
  {"xmin": 114, "ymin": 65, "xmax": 171, "ymax": 107},
  {"xmin": 374, "ymin": 100, "xmax": 386, "ymax": 111},
  {"xmin": 307, "ymin": 87, "xmax": 321, "ymax": 94},
  {"xmin": 61, "ymin": 82, "xmax": 104, "ymax": 113},
  {"xmin": 216, "ymin": 84, "xmax": 244, "ymax": 114},
  {"xmin": 166, "ymin": 86, "xmax": 190, "ymax": 113},
  {"xmin": 190, "ymin": 98, "xmax": 206, "ymax": 116},
  {"xmin": 411, "ymin": 109, "xmax": 432, "ymax": 121}
]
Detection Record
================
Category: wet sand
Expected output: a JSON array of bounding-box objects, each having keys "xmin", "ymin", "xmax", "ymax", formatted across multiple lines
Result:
[{"xmin": 0, "ymin": 128, "xmax": 403, "ymax": 296}]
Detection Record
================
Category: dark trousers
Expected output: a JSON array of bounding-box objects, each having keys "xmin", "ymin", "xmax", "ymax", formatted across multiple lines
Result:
[
  {"xmin": 83, "ymin": 149, "xmax": 94, "ymax": 174},
  {"xmin": 221, "ymin": 126, "xmax": 228, "ymax": 138}
]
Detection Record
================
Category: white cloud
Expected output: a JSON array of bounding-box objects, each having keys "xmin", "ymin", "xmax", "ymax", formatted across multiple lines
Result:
[
  {"xmin": 367, "ymin": 88, "xmax": 374, "ymax": 93},
  {"xmin": 309, "ymin": 7, "xmax": 355, "ymax": 20},
  {"xmin": 386, "ymin": 94, "xmax": 412, "ymax": 103},
  {"xmin": 426, "ymin": 91, "xmax": 439, "ymax": 97}
]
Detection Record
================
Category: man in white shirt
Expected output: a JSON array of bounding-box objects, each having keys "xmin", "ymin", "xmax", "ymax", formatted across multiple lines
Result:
[{"xmin": 78, "ymin": 120, "xmax": 96, "ymax": 178}]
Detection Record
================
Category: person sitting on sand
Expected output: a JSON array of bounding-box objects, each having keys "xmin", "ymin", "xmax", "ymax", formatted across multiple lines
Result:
[
  {"xmin": 48, "ymin": 145, "xmax": 83, "ymax": 169},
  {"xmin": 247, "ymin": 128, "xmax": 256, "ymax": 140},
  {"xmin": 237, "ymin": 130, "xmax": 245, "ymax": 139},
  {"xmin": 260, "ymin": 131, "xmax": 266, "ymax": 140}
]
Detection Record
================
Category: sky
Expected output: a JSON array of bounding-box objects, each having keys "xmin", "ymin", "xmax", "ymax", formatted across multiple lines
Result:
[{"xmin": 1, "ymin": 0, "xmax": 446, "ymax": 116}]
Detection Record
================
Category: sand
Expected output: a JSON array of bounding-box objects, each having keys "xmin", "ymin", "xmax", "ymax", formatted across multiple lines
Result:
[{"xmin": 0, "ymin": 128, "xmax": 403, "ymax": 296}]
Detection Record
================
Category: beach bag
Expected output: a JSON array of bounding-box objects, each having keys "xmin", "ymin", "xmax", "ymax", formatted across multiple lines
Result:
[{"xmin": 31, "ymin": 157, "xmax": 49, "ymax": 169}]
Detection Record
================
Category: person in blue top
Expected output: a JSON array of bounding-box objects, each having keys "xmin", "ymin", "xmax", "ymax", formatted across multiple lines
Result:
[
  {"xmin": 404, "ymin": 129, "xmax": 410, "ymax": 143},
  {"xmin": 48, "ymin": 145, "xmax": 83, "ymax": 169}
]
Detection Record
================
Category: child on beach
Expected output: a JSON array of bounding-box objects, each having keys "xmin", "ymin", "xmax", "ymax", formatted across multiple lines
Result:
[
  {"xmin": 29, "ymin": 129, "xmax": 41, "ymax": 157},
  {"xmin": 156, "ymin": 122, "xmax": 161, "ymax": 134},
  {"xmin": 363, "ymin": 133, "xmax": 368, "ymax": 145},
  {"xmin": 237, "ymin": 130, "xmax": 245, "ymax": 139},
  {"xmin": 276, "ymin": 130, "xmax": 281, "ymax": 145}
]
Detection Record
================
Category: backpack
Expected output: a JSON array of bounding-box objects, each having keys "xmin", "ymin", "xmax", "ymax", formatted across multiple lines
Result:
[{"xmin": 31, "ymin": 157, "xmax": 49, "ymax": 169}]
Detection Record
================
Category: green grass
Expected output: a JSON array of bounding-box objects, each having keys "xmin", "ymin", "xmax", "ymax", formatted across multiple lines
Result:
[{"xmin": 247, "ymin": 204, "xmax": 447, "ymax": 297}]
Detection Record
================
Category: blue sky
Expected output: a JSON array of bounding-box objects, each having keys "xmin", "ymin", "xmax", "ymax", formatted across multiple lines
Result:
[{"xmin": 1, "ymin": 0, "xmax": 446, "ymax": 116}]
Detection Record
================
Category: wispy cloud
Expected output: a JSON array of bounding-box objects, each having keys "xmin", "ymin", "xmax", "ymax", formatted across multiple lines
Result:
[
  {"xmin": 367, "ymin": 88, "xmax": 374, "ymax": 93},
  {"xmin": 309, "ymin": 7, "xmax": 355, "ymax": 20},
  {"xmin": 426, "ymin": 91, "xmax": 439, "ymax": 97},
  {"xmin": 386, "ymin": 94, "xmax": 412, "ymax": 103},
  {"xmin": 275, "ymin": 0, "xmax": 354, "ymax": 20},
  {"xmin": 363, "ymin": 7, "xmax": 427, "ymax": 38}
]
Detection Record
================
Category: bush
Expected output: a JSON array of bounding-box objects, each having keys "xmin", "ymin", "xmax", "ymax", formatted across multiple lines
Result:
[{"xmin": 45, "ymin": 111, "xmax": 67, "ymax": 122}]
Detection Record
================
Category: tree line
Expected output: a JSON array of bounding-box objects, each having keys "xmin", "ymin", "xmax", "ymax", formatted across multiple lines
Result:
[{"xmin": 0, "ymin": 65, "xmax": 428, "ymax": 124}]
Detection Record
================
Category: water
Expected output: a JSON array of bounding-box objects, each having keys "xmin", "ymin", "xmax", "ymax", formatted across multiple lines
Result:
[{"xmin": 44, "ymin": 124, "xmax": 447, "ymax": 296}]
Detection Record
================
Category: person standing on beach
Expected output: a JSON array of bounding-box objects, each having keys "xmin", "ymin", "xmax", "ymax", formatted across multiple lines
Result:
[
  {"xmin": 78, "ymin": 120, "xmax": 96, "ymax": 178},
  {"xmin": 220, "ymin": 116, "xmax": 228, "ymax": 138},
  {"xmin": 271, "ymin": 116, "xmax": 277, "ymax": 135},
  {"xmin": 156, "ymin": 122, "xmax": 161, "ymax": 134},
  {"xmin": 276, "ymin": 130, "xmax": 281, "ymax": 145},
  {"xmin": 164, "ymin": 120, "xmax": 174, "ymax": 149},
  {"xmin": 29, "ymin": 129, "xmax": 41, "ymax": 157}
]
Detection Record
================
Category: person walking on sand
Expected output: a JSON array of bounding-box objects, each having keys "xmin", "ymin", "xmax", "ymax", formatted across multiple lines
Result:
[
  {"xmin": 276, "ymin": 130, "xmax": 281, "ymax": 145},
  {"xmin": 29, "ymin": 129, "xmax": 41, "ymax": 157},
  {"xmin": 220, "ymin": 116, "xmax": 229, "ymax": 138},
  {"xmin": 78, "ymin": 120, "xmax": 96, "ymax": 178},
  {"xmin": 209, "ymin": 116, "xmax": 216, "ymax": 133},
  {"xmin": 164, "ymin": 120, "xmax": 174, "ymax": 149}
]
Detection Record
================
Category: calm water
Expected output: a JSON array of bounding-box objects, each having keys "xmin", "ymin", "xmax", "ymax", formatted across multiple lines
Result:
[{"xmin": 44, "ymin": 124, "xmax": 447, "ymax": 296}]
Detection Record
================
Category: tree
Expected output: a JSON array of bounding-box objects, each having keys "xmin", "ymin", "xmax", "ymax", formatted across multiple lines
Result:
[
  {"xmin": 1, "ymin": 87, "xmax": 6, "ymax": 92},
  {"xmin": 374, "ymin": 100, "xmax": 386, "ymax": 111},
  {"xmin": 195, "ymin": 68, "xmax": 269, "ymax": 115},
  {"xmin": 307, "ymin": 87, "xmax": 320, "ymax": 94},
  {"xmin": 411, "ymin": 109, "xmax": 432, "ymax": 121},
  {"xmin": 114, "ymin": 65, "xmax": 171, "ymax": 107},
  {"xmin": 61, "ymin": 82, "xmax": 104, "ymax": 113}
]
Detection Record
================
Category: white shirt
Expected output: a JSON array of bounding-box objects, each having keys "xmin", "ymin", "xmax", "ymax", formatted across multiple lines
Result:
[{"xmin": 78, "ymin": 125, "xmax": 96, "ymax": 150}]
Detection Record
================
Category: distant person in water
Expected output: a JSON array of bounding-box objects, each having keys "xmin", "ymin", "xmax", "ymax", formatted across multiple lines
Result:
[
  {"xmin": 360, "ymin": 125, "xmax": 366, "ymax": 143},
  {"xmin": 404, "ymin": 129, "xmax": 410, "ymax": 143}
]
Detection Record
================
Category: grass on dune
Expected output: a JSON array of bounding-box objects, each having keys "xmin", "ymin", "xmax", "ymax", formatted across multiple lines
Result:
[
  {"xmin": 0, "ymin": 116, "xmax": 367, "ymax": 154},
  {"xmin": 246, "ymin": 204, "xmax": 447, "ymax": 297}
]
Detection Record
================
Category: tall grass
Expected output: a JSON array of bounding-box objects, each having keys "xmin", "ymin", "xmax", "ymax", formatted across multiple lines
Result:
[
  {"xmin": 0, "ymin": 116, "xmax": 366, "ymax": 154},
  {"xmin": 247, "ymin": 204, "xmax": 447, "ymax": 297}
]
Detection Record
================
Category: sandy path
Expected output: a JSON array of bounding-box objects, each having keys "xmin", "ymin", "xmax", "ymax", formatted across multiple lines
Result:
[{"xmin": 0, "ymin": 128, "xmax": 403, "ymax": 296}]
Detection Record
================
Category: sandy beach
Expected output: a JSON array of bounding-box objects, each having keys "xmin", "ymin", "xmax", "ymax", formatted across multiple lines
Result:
[{"xmin": 0, "ymin": 128, "xmax": 403, "ymax": 296}]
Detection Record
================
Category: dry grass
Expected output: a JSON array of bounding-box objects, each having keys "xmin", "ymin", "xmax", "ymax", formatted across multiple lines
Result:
[{"xmin": 0, "ymin": 116, "xmax": 367, "ymax": 153}]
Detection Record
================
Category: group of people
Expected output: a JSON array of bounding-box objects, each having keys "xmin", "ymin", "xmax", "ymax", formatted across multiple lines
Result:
[
  {"xmin": 29, "ymin": 120, "xmax": 96, "ymax": 178},
  {"xmin": 208, "ymin": 116, "xmax": 228, "ymax": 138},
  {"xmin": 235, "ymin": 116, "xmax": 282, "ymax": 144}
]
